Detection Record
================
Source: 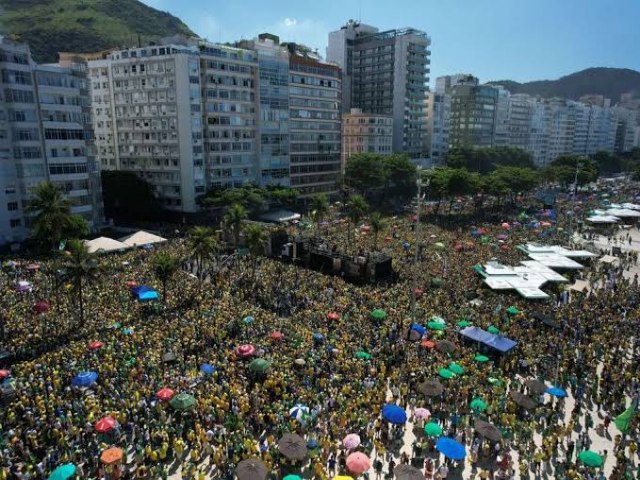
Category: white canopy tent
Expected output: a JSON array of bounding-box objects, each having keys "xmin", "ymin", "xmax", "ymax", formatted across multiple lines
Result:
[
  {"xmin": 586, "ymin": 215, "xmax": 620, "ymax": 224},
  {"xmin": 84, "ymin": 237, "xmax": 130, "ymax": 254},
  {"xmin": 119, "ymin": 230, "xmax": 168, "ymax": 247}
]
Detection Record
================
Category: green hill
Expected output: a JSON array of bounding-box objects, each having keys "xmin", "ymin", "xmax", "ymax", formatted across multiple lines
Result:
[
  {"xmin": 0, "ymin": 0, "xmax": 196, "ymax": 62},
  {"xmin": 487, "ymin": 68, "xmax": 640, "ymax": 103}
]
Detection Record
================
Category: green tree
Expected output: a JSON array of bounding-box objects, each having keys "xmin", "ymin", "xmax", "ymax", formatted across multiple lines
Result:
[
  {"xmin": 266, "ymin": 186, "xmax": 299, "ymax": 208},
  {"xmin": 490, "ymin": 166, "xmax": 539, "ymax": 203},
  {"xmin": 27, "ymin": 181, "xmax": 75, "ymax": 249},
  {"xmin": 151, "ymin": 253, "xmax": 180, "ymax": 301},
  {"xmin": 243, "ymin": 223, "xmax": 268, "ymax": 265},
  {"xmin": 346, "ymin": 194, "xmax": 368, "ymax": 243},
  {"xmin": 309, "ymin": 193, "xmax": 330, "ymax": 227},
  {"xmin": 187, "ymin": 226, "xmax": 218, "ymax": 281},
  {"xmin": 546, "ymin": 155, "xmax": 598, "ymax": 187},
  {"xmin": 382, "ymin": 154, "xmax": 418, "ymax": 199},
  {"xmin": 592, "ymin": 151, "xmax": 623, "ymax": 176},
  {"xmin": 344, "ymin": 153, "xmax": 387, "ymax": 193},
  {"xmin": 370, "ymin": 212, "xmax": 385, "ymax": 250},
  {"xmin": 223, "ymin": 203, "xmax": 248, "ymax": 249},
  {"xmin": 62, "ymin": 239, "xmax": 98, "ymax": 327},
  {"xmin": 445, "ymin": 146, "xmax": 535, "ymax": 174}
]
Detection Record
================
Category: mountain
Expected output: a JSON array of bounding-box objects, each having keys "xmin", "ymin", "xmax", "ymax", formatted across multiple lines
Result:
[
  {"xmin": 0, "ymin": 0, "xmax": 196, "ymax": 63},
  {"xmin": 487, "ymin": 68, "xmax": 640, "ymax": 103}
]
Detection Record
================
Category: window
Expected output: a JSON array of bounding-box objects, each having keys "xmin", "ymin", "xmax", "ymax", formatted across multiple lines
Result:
[
  {"xmin": 4, "ymin": 89, "xmax": 35, "ymax": 104},
  {"xmin": 45, "ymin": 129, "xmax": 84, "ymax": 141},
  {"xmin": 7, "ymin": 202, "xmax": 18, "ymax": 211},
  {"xmin": 10, "ymin": 219, "xmax": 21, "ymax": 228}
]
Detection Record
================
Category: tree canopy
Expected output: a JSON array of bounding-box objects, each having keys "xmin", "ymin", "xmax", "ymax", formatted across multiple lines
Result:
[
  {"xmin": 198, "ymin": 184, "xmax": 298, "ymax": 215},
  {"xmin": 545, "ymin": 155, "xmax": 599, "ymax": 187},
  {"xmin": 344, "ymin": 153, "xmax": 417, "ymax": 200},
  {"xmin": 445, "ymin": 146, "xmax": 536, "ymax": 174}
]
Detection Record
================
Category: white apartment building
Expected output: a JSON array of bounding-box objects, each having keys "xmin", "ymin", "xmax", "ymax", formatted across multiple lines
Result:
[
  {"xmin": 341, "ymin": 108, "xmax": 393, "ymax": 168},
  {"xmin": 0, "ymin": 37, "xmax": 102, "ymax": 245}
]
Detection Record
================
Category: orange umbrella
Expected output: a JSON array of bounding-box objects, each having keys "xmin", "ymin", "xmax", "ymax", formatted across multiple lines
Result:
[
  {"xmin": 100, "ymin": 447, "xmax": 123, "ymax": 465},
  {"xmin": 421, "ymin": 340, "xmax": 435, "ymax": 349}
]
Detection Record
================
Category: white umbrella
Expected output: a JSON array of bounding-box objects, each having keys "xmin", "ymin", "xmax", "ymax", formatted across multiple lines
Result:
[{"xmin": 289, "ymin": 404, "xmax": 310, "ymax": 421}]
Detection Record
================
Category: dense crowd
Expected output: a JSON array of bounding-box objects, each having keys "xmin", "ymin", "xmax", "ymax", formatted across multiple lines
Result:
[{"xmin": 0, "ymin": 184, "xmax": 639, "ymax": 480}]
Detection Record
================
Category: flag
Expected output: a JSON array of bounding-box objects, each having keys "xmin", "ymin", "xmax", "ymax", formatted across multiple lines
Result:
[{"xmin": 614, "ymin": 405, "xmax": 636, "ymax": 433}]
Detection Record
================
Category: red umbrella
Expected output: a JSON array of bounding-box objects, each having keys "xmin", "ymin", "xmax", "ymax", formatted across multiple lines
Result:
[
  {"xmin": 156, "ymin": 388, "xmax": 175, "ymax": 402},
  {"xmin": 126, "ymin": 281, "xmax": 137, "ymax": 288},
  {"xmin": 0, "ymin": 370, "xmax": 10, "ymax": 380},
  {"xmin": 327, "ymin": 312, "xmax": 340, "ymax": 321},
  {"xmin": 270, "ymin": 331, "xmax": 284, "ymax": 341},
  {"xmin": 88, "ymin": 340, "xmax": 104, "ymax": 350},
  {"xmin": 95, "ymin": 416, "xmax": 117, "ymax": 433},
  {"xmin": 413, "ymin": 288, "xmax": 423, "ymax": 297},
  {"xmin": 501, "ymin": 222, "xmax": 510, "ymax": 230},
  {"xmin": 236, "ymin": 344, "xmax": 256, "ymax": 358},
  {"xmin": 346, "ymin": 452, "xmax": 371, "ymax": 475},
  {"xmin": 33, "ymin": 301, "xmax": 50, "ymax": 314},
  {"xmin": 421, "ymin": 340, "xmax": 435, "ymax": 349}
]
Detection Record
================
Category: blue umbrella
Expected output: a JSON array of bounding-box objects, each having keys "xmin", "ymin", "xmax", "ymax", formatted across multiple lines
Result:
[
  {"xmin": 410, "ymin": 323, "xmax": 426, "ymax": 335},
  {"xmin": 307, "ymin": 439, "xmax": 319, "ymax": 449},
  {"xmin": 435, "ymin": 437, "xmax": 466, "ymax": 460},
  {"xmin": 546, "ymin": 386, "xmax": 568, "ymax": 398},
  {"xmin": 48, "ymin": 463, "xmax": 77, "ymax": 480},
  {"xmin": 138, "ymin": 290, "xmax": 159, "ymax": 302},
  {"xmin": 313, "ymin": 333, "xmax": 324, "ymax": 342},
  {"xmin": 200, "ymin": 364, "xmax": 215, "ymax": 375},
  {"xmin": 71, "ymin": 371, "xmax": 98, "ymax": 387},
  {"xmin": 243, "ymin": 315, "xmax": 254, "ymax": 325},
  {"xmin": 382, "ymin": 404, "xmax": 407, "ymax": 424},
  {"xmin": 122, "ymin": 327, "xmax": 133, "ymax": 335}
]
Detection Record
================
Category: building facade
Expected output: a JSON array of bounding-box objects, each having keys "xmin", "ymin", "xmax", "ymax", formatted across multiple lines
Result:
[
  {"xmin": 327, "ymin": 21, "xmax": 430, "ymax": 157},
  {"xmin": 448, "ymin": 82, "xmax": 498, "ymax": 149},
  {"xmin": 341, "ymin": 108, "xmax": 393, "ymax": 167},
  {"xmin": 0, "ymin": 37, "xmax": 102, "ymax": 245}
]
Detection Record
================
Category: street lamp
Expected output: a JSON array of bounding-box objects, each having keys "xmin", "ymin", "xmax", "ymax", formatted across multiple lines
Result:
[
  {"xmin": 411, "ymin": 169, "xmax": 430, "ymax": 323},
  {"xmin": 568, "ymin": 159, "xmax": 583, "ymax": 245}
]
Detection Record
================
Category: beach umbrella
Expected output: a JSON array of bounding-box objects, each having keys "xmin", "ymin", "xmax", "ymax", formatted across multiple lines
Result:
[
  {"xmin": 170, "ymin": 393, "xmax": 196, "ymax": 411},
  {"xmin": 355, "ymin": 351, "xmax": 371, "ymax": 360},
  {"xmin": 162, "ymin": 352, "xmax": 176, "ymax": 363},
  {"xmin": 470, "ymin": 398, "xmax": 488, "ymax": 412},
  {"xmin": 270, "ymin": 331, "xmax": 284, "ymax": 341},
  {"xmin": 457, "ymin": 320, "xmax": 470, "ymax": 328},
  {"xmin": 474, "ymin": 355, "xmax": 490, "ymax": 363},
  {"xmin": 496, "ymin": 234, "xmax": 508, "ymax": 240},
  {"xmin": 289, "ymin": 404, "xmax": 310, "ymax": 421},
  {"xmin": 438, "ymin": 368, "xmax": 455, "ymax": 379},
  {"xmin": 427, "ymin": 321, "xmax": 447, "ymax": 331},
  {"xmin": 236, "ymin": 344, "xmax": 256, "ymax": 358},
  {"xmin": 436, "ymin": 340, "xmax": 456, "ymax": 353},
  {"xmin": 506, "ymin": 306, "xmax": 520, "ymax": 315},
  {"xmin": 487, "ymin": 325, "xmax": 500, "ymax": 335},
  {"xmin": 156, "ymin": 387, "xmax": 175, "ymax": 402},
  {"xmin": 416, "ymin": 379, "xmax": 444, "ymax": 397},
  {"xmin": 546, "ymin": 386, "xmax": 568, "ymax": 398},
  {"xmin": 410, "ymin": 323, "xmax": 426, "ymax": 335},
  {"xmin": 0, "ymin": 370, "xmax": 11, "ymax": 380},
  {"xmin": 501, "ymin": 222, "xmax": 510, "ymax": 230},
  {"xmin": 334, "ymin": 477, "xmax": 353, "ymax": 480},
  {"xmin": 578, "ymin": 450, "xmax": 604, "ymax": 468},
  {"xmin": 33, "ymin": 301, "xmax": 50, "ymax": 314},
  {"xmin": 346, "ymin": 452, "xmax": 371, "ymax": 475},
  {"xmin": 488, "ymin": 377, "xmax": 503, "ymax": 387},
  {"xmin": 200, "ymin": 363, "xmax": 215, "ymax": 375},
  {"xmin": 430, "ymin": 277, "xmax": 443, "ymax": 288},
  {"xmin": 294, "ymin": 358, "xmax": 306, "ymax": 366},
  {"xmin": 525, "ymin": 379, "xmax": 547, "ymax": 395},
  {"xmin": 435, "ymin": 437, "xmax": 466, "ymax": 460},
  {"xmin": 413, "ymin": 288, "xmax": 423, "ymax": 297},
  {"xmin": 421, "ymin": 340, "xmax": 435, "ymax": 349},
  {"xmin": 382, "ymin": 404, "xmax": 407, "ymax": 424},
  {"xmin": 509, "ymin": 391, "xmax": 537, "ymax": 410},
  {"xmin": 125, "ymin": 280, "xmax": 137, "ymax": 288},
  {"xmin": 283, "ymin": 476, "xmax": 301, "ymax": 480},
  {"xmin": 236, "ymin": 458, "xmax": 268, "ymax": 480},
  {"xmin": 414, "ymin": 407, "xmax": 431, "ymax": 420},
  {"xmin": 48, "ymin": 464, "xmax": 76, "ymax": 480},
  {"xmin": 95, "ymin": 416, "xmax": 117, "ymax": 433},
  {"xmin": 327, "ymin": 311, "xmax": 340, "ymax": 321},
  {"xmin": 342, "ymin": 433, "xmax": 361, "ymax": 450},
  {"xmin": 249, "ymin": 358, "xmax": 271, "ymax": 373},
  {"xmin": 448, "ymin": 363, "xmax": 464, "ymax": 375},
  {"xmin": 100, "ymin": 447, "xmax": 124, "ymax": 465},
  {"xmin": 313, "ymin": 332, "xmax": 325, "ymax": 342},
  {"xmin": 278, "ymin": 433, "xmax": 308, "ymax": 461},
  {"xmin": 370, "ymin": 309, "xmax": 386, "ymax": 320},
  {"xmin": 434, "ymin": 242, "xmax": 446, "ymax": 250},
  {"xmin": 72, "ymin": 371, "xmax": 98, "ymax": 387},
  {"xmin": 474, "ymin": 419, "xmax": 502, "ymax": 442},
  {"xmin": 424, "ymin": 422, "xmax": 443, "ymax": 437},
  {"xmin": 243, "ymin": 315, "xmax": 254, "ymax": 325},
  {"xmin": 394, "ymin": 465, "xmax": 424, "ymax": 480},
  {"xmin": 306, "ymin": 439, "xmax": 319, "ymax": 449},
  {"xmin": 88, "ymin": 340, "xmax": 103, "ymax": 350}
]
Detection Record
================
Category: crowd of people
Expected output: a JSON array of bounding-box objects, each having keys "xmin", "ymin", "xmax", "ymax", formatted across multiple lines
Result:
[{"xmin": 0, "ymin": 182, "xmax": 639, "ymax": 480}]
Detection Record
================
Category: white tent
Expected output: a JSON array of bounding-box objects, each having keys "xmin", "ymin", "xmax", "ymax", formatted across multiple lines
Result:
[
  {"xmin": 606, "ymin": 208, "xmax": 640, "ymax": 218},
  {"xmin": 84, "ymin": 237, "xmax": 130, "ymax": 254},
  {"xmin": 586, "ymin": 215, "xmax": 619, "ymax": 224},
  {"xmin": 119, "ymin": 230, "xmax": 167, "ymax": 247}
]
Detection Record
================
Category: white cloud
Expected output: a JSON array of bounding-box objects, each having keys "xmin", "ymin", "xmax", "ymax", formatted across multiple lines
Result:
[{"xmin": 283, "ymin": 18, "xmax": 298, "ymax": 27}]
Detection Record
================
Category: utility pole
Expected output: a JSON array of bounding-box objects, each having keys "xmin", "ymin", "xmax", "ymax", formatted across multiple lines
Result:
[
  {"xmin": 411, "ymin": 169, "xmax": 429, "ymax": 323},
  {"xmin": 568, "ymin": 159, "xmax": 581, "ymax": 246}
]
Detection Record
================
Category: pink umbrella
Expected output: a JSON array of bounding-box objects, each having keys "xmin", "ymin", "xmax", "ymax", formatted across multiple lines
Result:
[
  {"xmin": 414, "ymin": 407, "xmax": 431, "ymax": 420},
  {"xmin": 327, "ymin": 312, "xmax": 340, "ymax": 321},
  {"xmin": 342, "ymin": 433, "xmax": 361, "ymax": 450},
  {"xmin": 346, "ymin": 452, "xmax": 371, "ymax": 475},
  {"xmin": 270, "ymin": 331, "xmax": 284, "ymax": 341},
  {"xmin": 88, "ymin": 340, "xmax": 104, "ymax": 350},
  {"xmin": 236, "ymin": 344, "xmax": 256, "ymax": 358},
  {"xmin": 0, "ymin": 370, "xmax": 10, "ymax": 380}
]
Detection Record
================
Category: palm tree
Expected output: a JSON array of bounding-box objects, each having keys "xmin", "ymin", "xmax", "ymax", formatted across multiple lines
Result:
[
  {"xmin": 27, "ymin": 181, "xmax": 73, "ymax": 249},
  {"xmin": 151, "ymin": 253, "xmax": 179, "ymax": 301},
  {"xmin": 309, "ymin": 193, "xmax": 329, "ymax": 228},
  {"xmin": 187, "ymin": 226, "xmax": 218, "ymax": 280},
  {"xmin": 370, "ymin": 211, "xmax": 385, "ymax": 250},
  {"xmin": 62, "ymin": 239, "xmax": 98, "ymax": 327},
  {"xmin": 223, "ymin": 203, "xmax": 247, "ymax": 250},
  {"xmin": 243, "ymin": 224, "xmax": 268, "ymax": 267},
  {"xmin": 346, "ymin": 194, "xmax": 368, "ymax": 245}
]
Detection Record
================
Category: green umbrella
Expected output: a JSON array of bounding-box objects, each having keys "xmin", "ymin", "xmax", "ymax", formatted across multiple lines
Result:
[
  {"xmin": 506, "ymin": 306, "xmax": 520, "ymax": 315},
  {"xmin": 438, "ymin": 368, "xmax": 455, "ymax": 379},
  {"xmin": 448, "ymin": 363, "xmax": 465, "ymax": 375},
  {"xmin": 170, "ymin": 392, "xmax": 196, "ymax": 411},
  {"xmin": 474, "ymin": 355, "xmax": 490, "ymax": 363},
  {"xmin": 470, "ymin": 398, "xmax": 488, "ymax": 412},
  {"xmin": 430, "ymin": 277, "xmax": 443, "ymax": 288},
  {"xmin": 488, "ymin": 377, "xmax": 503, "ymax": 386},
  {"xmin": 430, "ymin": 316, "xmax": 446, "ymax": 324},
  {"xmin": 434, "ymin": 242, "xmax": 446, "ymax": 250},
  {"xmin": 249, "ymin": 358, "xmax": 272, "ymax": 373},
  {"xmin": 487, "ymin": 325, "xmax": 500, "ymax": 335},
  {"xmin": 283, "ymin": 475, "xmax": 302, "ymax": 480},
  {"xmin": 427, "ymin": 322, "xmax": 447, "ymax": 331},
  {"xmin": 371, "ymin": 309, "xmax": 386, "ymax": 320},
  {"xmin": 578, "ymin": 450, "xmax": 603, "ymax": 468},
  {"xmin": 49, "ymin": 464, "xmax": 76, "ymax": 480},
  {"xmin": 457, "ymin": 320, "xmax": 470, "ymax": 328},
  {"xmin": 424, "ymin": 422, "xmax": 443, "ymax": 437},
  {"xmin": 355, "ymin": 351, "xmax": 371, "ymax": 360},
  {"xmin": 480, "ymin": 235, "xmax": 491, "ymax": 244}
]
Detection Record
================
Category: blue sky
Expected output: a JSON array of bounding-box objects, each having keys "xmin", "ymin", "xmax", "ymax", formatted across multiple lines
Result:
[{"xmin": 142, "ymin": 0, "xmax": 640, "ymax": 84}]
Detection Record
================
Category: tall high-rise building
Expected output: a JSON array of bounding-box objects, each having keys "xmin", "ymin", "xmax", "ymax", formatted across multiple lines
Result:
[
  {"xmin": 327, "ymin": 20, "xmax": 431, "ymax": 157},
  {"xmin": 448, "ymin": 82, "xmax": 498, "ymax": 149},
  {"xmin": 426, "ymin": 93, "xmax": 450, "ymax": 165},
  {"xmin": 0, "ymin": 37, "xmax": 102, "ymax": 245},
  {"xmin": 341, "ymin": 108, "xmax": 393, "ymax": 168},
  {"xmin": 435, "ymin": 74, "xmax": 477, "ymax": 94}
]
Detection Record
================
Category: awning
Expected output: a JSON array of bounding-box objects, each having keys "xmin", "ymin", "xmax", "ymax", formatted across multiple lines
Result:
[
  {"xmin": 119, "ymin": 230, "xmax": 167, "ymax": 247},
  {"xmin": 459, "ymin": 326, "xmax": 517, "ymax": 353},
  {"xmin": 569, "ymin": 280, "xmax": 589, "ymax": 292},
  {"xmin": 84, "ymin": 237, "xmax": 130, "ymax": 254},
  {"xmin": 598, "ymin": 255, "xmax": 618, "ymax": 264}
]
